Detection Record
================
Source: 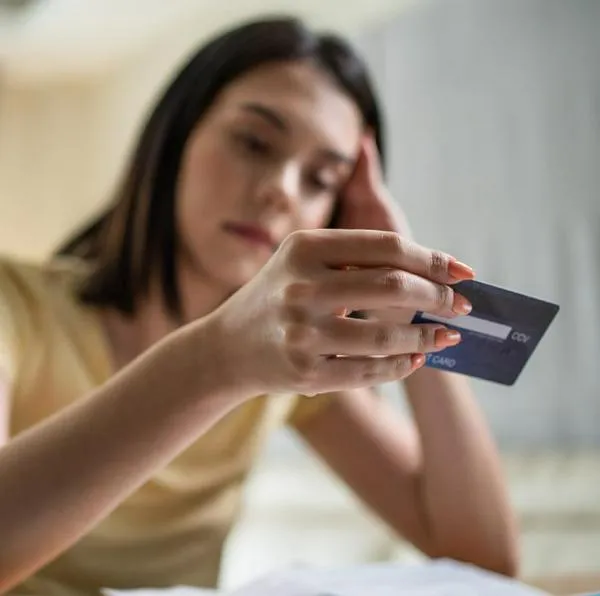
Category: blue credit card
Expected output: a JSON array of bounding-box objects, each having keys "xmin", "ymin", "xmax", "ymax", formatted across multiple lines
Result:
[{"xmin": 411, "ymin": 279, "xmax": 559, "ymax": 385}]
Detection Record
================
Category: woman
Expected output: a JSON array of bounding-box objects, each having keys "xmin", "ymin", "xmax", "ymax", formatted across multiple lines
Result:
[{"xmin": 0, "ymin": 16, "xmax": 518, "ymax": 595}]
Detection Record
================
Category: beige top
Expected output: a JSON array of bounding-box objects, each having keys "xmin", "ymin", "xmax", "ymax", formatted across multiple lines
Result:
[{"xmin": 0, "ymin": 256, "xmax": 327, "ymax": 596}]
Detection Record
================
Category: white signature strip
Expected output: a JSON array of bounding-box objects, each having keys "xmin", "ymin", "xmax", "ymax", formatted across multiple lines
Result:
[{"xmin": 420, "ymin": 313, "xmax": 511, "ymax": 340}]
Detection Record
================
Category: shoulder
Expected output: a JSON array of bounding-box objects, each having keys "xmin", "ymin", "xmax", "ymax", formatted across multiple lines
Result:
[
  {"xmin": 0, "ymin": 254, "xmax": 88, "ymax": 308},
  {"xmin": 0, "ymin": 253, "xmax": 91, "ymax": 352},
  {"xmin": 0, "ymin": 254, "xmax": 96, "ymax": 387},
  {"xmin": 0, "ymin": 255, "xmax": 43, "ymax": 331}
]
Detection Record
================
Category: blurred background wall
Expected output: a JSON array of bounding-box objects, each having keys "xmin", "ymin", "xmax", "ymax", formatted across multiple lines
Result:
[{"xmin": 357, "ymin": 0, "xmax": 600, "ymax": 448}]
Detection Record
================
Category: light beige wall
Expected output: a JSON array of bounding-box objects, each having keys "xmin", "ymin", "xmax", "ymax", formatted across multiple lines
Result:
[
  {"xmin": 0, "ymin": 81, "xmax": 96, "ymax": 259},
  {"xmin": 0, "ymin": 24, "xmax": 204, "ymax": 261}
]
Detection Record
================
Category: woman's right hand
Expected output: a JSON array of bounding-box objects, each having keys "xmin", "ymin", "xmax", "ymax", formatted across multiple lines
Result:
[{"xmin": 206, "ymin": 229, "xmax": 474, "ymax": 399}]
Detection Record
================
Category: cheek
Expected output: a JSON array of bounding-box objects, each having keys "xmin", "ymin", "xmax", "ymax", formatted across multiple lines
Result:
[
  {"xmin": 182, "ymin": 143, "xmax": 234, "ymax": 203},
  {"xmin": 296, "ymin": 197, "xmax": 338, "ymax": 230},
  {"xmin": 177, "ymin": 138, "xmax": 246, "ymax": 226}
]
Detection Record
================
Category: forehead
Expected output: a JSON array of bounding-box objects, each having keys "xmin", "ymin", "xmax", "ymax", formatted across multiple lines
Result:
[{"xmin": 212, "ymin": 60, "xmax": 364, "ymax": 151}]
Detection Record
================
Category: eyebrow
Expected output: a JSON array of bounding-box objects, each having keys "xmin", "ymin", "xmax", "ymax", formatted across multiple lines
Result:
[
  {"xmin": 241, "ymin": 102, "xmax": 288, "ymax": 131},
  {"xmin": 239, "ymin": 101, "xmax": 355, "ymax": 166}
]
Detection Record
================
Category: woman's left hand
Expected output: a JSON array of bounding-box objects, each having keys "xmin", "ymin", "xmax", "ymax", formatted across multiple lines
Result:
[{"xmin": 337, "ymin": 132, "xmax": 412, "ymax": 238}]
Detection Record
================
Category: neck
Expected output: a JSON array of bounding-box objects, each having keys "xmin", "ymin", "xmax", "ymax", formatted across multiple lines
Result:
[{"xmin": 100, "ymin": 265, "xmax": 232, "ymax": 371}]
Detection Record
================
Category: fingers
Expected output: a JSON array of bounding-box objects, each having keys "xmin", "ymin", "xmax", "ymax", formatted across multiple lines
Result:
[
  {"xmin": 317, "ymin": 317, "xmax": 461, "ymax": 356},
  {"xmin": 281, "ymin": 310, "xmax": 462, "ymax": 394},
  {"xmin": 361, "ymin": 131, "xmax": 383, "ymax": 191},
  {"xmin": 274, "ymin": 229, "xmax": 475, "ymax": 395},
  {"xmin": 284, "ymin": 229, "xmax": 474, "ymax": 285},
  {"xmin": 343, "ymin": 131, "xmax": 382, "ymax": 204},
  {"xmin": 302, "ymin": 353, "xmax": 426, "ymax": 394},
  {"xmin": 342, "ymin": 134, "xmax": 375, "ymax": 203},
  {"xmin": 310, "ymin": 267, "xmax": 472, "ymax": 317}
]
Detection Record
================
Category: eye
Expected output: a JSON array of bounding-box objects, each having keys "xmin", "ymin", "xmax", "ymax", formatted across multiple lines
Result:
[
  {"xmin": 307, "ymin": 172, "xmax": 338, "ymax": 194},
  {"xmin": 235, "ymin": 131, "xmax": 271, "ymax": 156}
]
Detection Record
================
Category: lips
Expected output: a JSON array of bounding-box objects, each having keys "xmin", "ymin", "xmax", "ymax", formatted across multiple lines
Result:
[{"xmin": 223, "ymin": 222, "xmax": 277, "ymax": 250}]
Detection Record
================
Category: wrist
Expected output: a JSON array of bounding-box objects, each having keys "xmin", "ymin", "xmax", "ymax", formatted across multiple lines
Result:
[
  {"xmin": 183, "ymin": 313, "xmax": 260, "ymax": 405},
  {"xmin": 165, "ymin": 315, "xmax": 255, "ymax": 411}
]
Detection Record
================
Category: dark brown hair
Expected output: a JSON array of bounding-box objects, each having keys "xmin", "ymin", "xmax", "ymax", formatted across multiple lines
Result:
[{"xmin": 57, "ymin": 16, "xmax": 385, "ymax": 320}]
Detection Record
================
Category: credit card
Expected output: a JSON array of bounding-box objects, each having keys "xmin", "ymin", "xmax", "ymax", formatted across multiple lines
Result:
[{"xmin": 411, "ymin": 279, "xmax": 559, "ymax": 385}]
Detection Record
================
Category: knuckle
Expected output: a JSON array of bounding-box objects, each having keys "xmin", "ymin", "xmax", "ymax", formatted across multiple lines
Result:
[
  {"xmin": 282, "ymin": 281, "xmax": 314, "ymax": 306},
  {"xmin": 416, "ymin": 325, "xmax": 436, "ymax": 351},
  {"xmin": 393, "ymin": 355, "xmax": 414, "ymax": 377},
  {"xmin": 380, "ymin": 270, "xmax": 409, "ymax": 295},
  {"xmin": 288, "ymin": 351, "xmax": 321, "ymax": 387},
  {"xmin": 283, "ymin": 230, "xmax": 313, "ymax": 254},
  {"xmin": 279, "ymin": 303, "xmax": 309, "ymax": 328},
  {"xmin": 361, "ymin": 358, "xmax": 384, "ymax": 384},
  {"xmin": 374, "ymin": 324, "xmax": 397, "ymax": 351},
  {"xmin": 283, "ymin": 322, "xmax": 318, "ymax": 350},
  {"xmin": 382, "ymin": 232, "xmax": 406, "ymax": 258},
  {"xmin": 280, "ymin": 231, "xmax": 314, "ymax": 270},
  {"xmin": 281, "ymin": 230, "xmax": 301, "ymax": 250},
  {"xmin": 436, "ymin": 283, "xmax": 454, "ymax": 309},
  {"xmin": 430, "ymin": 250, "xmax": 449, "ymax": 278},
  {"xmin": 357, "ymin": 354, "xmax": 414, "ymax": 384}
]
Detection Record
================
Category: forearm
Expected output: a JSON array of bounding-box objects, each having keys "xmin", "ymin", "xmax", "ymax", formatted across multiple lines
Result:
[
  {"xmin": 403, "ymin": 368, "xmax": 519, "ymax": 575},
  {"xmin": 0, "ymin": 318, "xmax": 244, "ymax": 592}
]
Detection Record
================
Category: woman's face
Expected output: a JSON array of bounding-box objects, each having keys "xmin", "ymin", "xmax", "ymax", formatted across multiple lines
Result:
[{"xmin": 176, "ymin": 59, "xmax": 364, "ymax": 291}]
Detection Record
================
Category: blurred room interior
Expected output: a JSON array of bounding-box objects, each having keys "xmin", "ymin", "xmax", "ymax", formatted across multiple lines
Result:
[{"xmin": 0, "ymin": 0, "xmax": 598, "ymax": 594}]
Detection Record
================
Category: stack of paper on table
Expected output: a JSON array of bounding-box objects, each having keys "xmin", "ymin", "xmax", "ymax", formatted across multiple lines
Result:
[{"xmin": 104, "ymin": 559, "xmax": 550, "ymax": 596}]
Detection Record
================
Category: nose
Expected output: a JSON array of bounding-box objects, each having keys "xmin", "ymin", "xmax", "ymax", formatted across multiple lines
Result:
[{"xmin": 254, "ymin": 164, "xmax": 301, "ymax": 213}]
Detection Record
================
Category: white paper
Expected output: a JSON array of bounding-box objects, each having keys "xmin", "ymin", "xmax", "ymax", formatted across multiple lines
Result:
[
  {"xmin": 103, "ymin": 586, "xmax": 218, "ymax": 596},
  {"xmin": 103, "ymin": 559, "xmax": 550, "ymax": 596},
  {"xmin": 228, "ymin": 559, "xmax": 549, "ymax": 596}
]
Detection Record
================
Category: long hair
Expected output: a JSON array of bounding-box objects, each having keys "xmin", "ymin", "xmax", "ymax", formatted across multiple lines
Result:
[{"xmin": 57, "ymin": 16, "xmax": 385, "ymax": 319}]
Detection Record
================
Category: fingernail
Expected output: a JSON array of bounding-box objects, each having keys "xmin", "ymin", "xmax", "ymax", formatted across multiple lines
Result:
[
  {"xmin": 434, "ymin": 328, "xmax": 462, "ymax": 348},
  {"xmin": 411, "ymin": 353, "xmax": 426, "ymax": 369},
  {"xmin": 448, "ymin": 259, "xmax": 475, "ymax": 282},
  {"xmin": 453, "ymin": 293, "xmax": 473, "ymax": 315}
]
